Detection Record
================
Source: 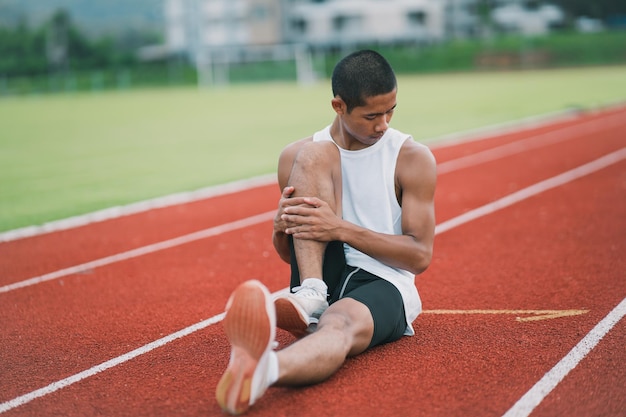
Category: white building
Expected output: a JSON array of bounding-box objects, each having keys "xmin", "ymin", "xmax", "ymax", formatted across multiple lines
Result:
[
  {"xmin": 491, "ymin": 2, "xmax": 564, "ymax": 36},
  {"xmin": 161, "ymin": 0, "xmax": 451, "ymax": 59},
  {"xmin": 285, "ymin": 0, "xmax": 447, "ymax": 48},
  {"xmin": 444, "ymin": 0, "xmax": 481, "ymax": 38},
  {"xmin": 164, "ymin": 0, "xmax": 284, "ymax": 54},
  {"xmin": 144, "ymin": 0, "xmax": 565, "ymax": 72},
  {"xmin": 156, "ymin": 0, "xmax": 567, "ymax": 59}
]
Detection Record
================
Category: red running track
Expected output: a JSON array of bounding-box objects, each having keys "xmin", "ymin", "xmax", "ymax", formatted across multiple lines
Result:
[{"xmin": 1, "ymin": 106, "xmax": 625, "ymax": 417}]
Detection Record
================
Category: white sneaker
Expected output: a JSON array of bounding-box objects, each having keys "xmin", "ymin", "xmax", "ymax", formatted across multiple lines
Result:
[
  {"xmin": 216, "ymin": 280, "xmax": 276, "ymax": 415},
  {"xmin": 275, "ymin": 278, "xmax": 329, "ymax": 338}
]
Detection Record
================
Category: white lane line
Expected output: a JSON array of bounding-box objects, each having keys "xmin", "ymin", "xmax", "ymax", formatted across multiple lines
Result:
[
  {"xmin": 2, "ymin": 107, "xmax": 623, "ymax": 244},
  {"xmin": 0, "ymin": 174, "xmax": 276, "ymax": 243},
  {"xmin": 435, "ymin": 148, "xmax": 626, "ymax": 235},
  {"xmin": 1, "ymin": 151, "xmax": 623, "ymax": 413},
  {"xmin": 436, "ymin": 110, "xmax": 624, "ymax": 174},
  {"xmin": 427, "ymin": 102, "xmax": 625, "ymax": 149},
  {"xmin": 0, "ymin": 287, "xmax": 290, "ymax": 415},
  {"xmin": 0, "ymin": 312, "xmax": 226, "ymax": 414},
  {"xmin": 502, "ymin": 297, "xmax": 626, "ymax": 417},
  {"xmin": 0, "ymin": 211, "xmax": 275, "ymax": 294}
]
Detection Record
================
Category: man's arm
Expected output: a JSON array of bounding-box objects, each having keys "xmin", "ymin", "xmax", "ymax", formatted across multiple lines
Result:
[
  {"xmin": 371, "ymin": 140, "xmax": 436, "ymax": 273},
  {"xmin": 281, "ymin": 140, "xmax": 436, "ymax": 275}
]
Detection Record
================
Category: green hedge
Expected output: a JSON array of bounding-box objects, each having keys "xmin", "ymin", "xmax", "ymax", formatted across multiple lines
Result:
[
  {"xmin": 367, "ymin": 31, "xmax": 626, "ymax": 74},
  {"xmin": 2, "ymin": 31, "xmax": 625, "ymax": 95}
]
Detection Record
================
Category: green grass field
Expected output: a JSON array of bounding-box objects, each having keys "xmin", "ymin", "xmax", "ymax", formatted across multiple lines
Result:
[{"xmin": 1, "ymin": 65, "xmax": 625, "ymax": 233}]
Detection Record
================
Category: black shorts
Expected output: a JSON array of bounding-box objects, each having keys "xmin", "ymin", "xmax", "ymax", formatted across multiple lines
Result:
[{"xmin": 289, "ymin": 239, "xmax": 407, "ymax": 348}]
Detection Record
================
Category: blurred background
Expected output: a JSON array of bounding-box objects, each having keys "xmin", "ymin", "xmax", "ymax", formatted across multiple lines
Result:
[{"xmin": 1, "ymin": 0, "xmax": 625, "ymax": 92}]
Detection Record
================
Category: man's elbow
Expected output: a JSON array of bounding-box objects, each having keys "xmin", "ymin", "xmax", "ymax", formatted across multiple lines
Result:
[
  {"xmin": 272, "ymin": 232, "xmax": 292, "ymax": 264},
  {"xmin": 278, "ymin": 250, "xmax": 291, "ymax": 264},
  {"xmin": 409, "ymin": 249, "xmax": 432, "ymax": 275}
]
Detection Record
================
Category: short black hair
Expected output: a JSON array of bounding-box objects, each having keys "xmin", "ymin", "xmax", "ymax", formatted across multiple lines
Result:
[{"xmin": 331, "ymin": 50, "xmax": 397, "ymax": 113}]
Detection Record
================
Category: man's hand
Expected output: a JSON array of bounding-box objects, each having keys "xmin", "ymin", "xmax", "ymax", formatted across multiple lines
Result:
[
  {"xmin": 281, "ymin": 196, "xmax": 341, "ymax": 241},
  {"xmin": 273, "ymin": 186, "xmax": 295, "ymax": 235}
]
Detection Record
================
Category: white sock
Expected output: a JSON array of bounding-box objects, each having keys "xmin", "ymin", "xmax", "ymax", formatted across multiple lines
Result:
[
  {"xmin": 267, "ymin": 350, "xmax": 279, "ymax": 386},
  {"xmin": 299, "ymin": 277, "xmax": 327, "ymax": 294}
]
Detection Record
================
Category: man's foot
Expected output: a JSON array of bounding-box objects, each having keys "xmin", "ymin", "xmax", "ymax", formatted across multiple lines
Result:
[
  {"xmin": 274, "ymin": 278, "xmax": 329, "ymax": 338},
  {"xmin": 216, "ymin": 280, "xmax": 276, "ymax": 415}
]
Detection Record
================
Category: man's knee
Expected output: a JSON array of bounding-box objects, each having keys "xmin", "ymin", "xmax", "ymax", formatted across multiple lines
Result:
[
  {"xmin": 293, "ymin": 141, "xmax": 340, "ymax": 171},
  {"xmin": 290, "ymin": 141, "xmax": 342, "ymax": 212},
  {"xmin": 317, "ymin": 298, "xmax": 374, "ymax": 355}
]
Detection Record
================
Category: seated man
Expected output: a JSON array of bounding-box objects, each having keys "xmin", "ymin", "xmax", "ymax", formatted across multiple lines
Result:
[{"xmin": 216, "ymin": 49, "xmax": 437, "ymax": 415}]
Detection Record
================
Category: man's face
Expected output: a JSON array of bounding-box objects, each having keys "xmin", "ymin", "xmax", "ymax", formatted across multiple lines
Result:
[{"xmin": 340, "ymin": 89, "xmax": 397, "ymax": 149}]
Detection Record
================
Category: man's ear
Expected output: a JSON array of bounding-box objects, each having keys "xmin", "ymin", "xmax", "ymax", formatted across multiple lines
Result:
[{"xmin": 331, "ymin": 96, "xmax": 345, "ymax": 115}]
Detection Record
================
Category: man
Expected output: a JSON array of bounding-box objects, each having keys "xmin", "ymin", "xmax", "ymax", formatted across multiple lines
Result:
[{"xmin": 216, "ymin": 50, "xmax": 436, "ymax": 415}]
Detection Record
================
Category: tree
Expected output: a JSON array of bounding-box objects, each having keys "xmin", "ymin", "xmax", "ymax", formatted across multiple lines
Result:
[
  {"xmin": 551, "ymin": 0, "xmax": 626, "ymax": 21},
  {"xmin": 46, "ymin": 9, "xmax": 70, "ymax": 72}
]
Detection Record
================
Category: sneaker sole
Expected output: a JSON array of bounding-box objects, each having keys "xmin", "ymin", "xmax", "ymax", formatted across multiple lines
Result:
[
  {"xmin": 274, "ymin": 297, "xmax": 310, "ymax": 338},
  {"xmin": 216, "ymin": 280, "xmax": 274, "ymax": 415}
]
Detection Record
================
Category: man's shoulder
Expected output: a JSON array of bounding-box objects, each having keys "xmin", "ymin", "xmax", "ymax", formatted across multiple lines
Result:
[{"xmin": 398, "ymin": 137, "xmax": 436, "ymax": 175}]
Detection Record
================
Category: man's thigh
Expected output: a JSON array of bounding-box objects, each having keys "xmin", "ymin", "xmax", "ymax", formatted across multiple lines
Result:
[
  {"xmin": 319, "ymin": 297, "xmax": 374, "ymax": 357},
  {"xmin": 331, "ymin": 268, "xmax": 407, "ymax": 348}
]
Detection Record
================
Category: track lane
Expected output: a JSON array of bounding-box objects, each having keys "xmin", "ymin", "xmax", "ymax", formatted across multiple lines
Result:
[
  {"xmin": 532, "ymin": 313, "xmax": 626, "ymax": 417},
  {"xmin": 0, "ymin": 184, "xmax": 278, "ymax": 283},
  {"xmin": 0, "ymin": 221, "xmax": 288, "ymax": 403},
  {"xmin": 0, "ymin": 106, "xmax": 620, "ymax": 412},
  {"xmin": 420, "ymin": 162, "xmax": 626, "ymax": 416},
  {"xmin": 3, "ymin": 159, "xmax": 623, "ymax": 416},
  {"xmin": 432, "ymin": 106, "xmax": 624, "ymax": 160},
  {"xmin": 434, "ymin": 117, "xmax": 625, "ymax": 223}
]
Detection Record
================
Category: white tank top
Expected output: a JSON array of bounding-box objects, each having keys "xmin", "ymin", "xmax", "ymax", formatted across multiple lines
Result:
[{"xmin": 313, "ymin": 125, "xmax": 422, "ymax": 335}]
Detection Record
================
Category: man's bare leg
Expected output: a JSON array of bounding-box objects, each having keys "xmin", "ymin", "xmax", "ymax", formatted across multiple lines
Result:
[
  {"xmin": 286, "ymin": 140, "xmax": 342, "ymax": 279},
  {"xmin": 276, "ymin": 297, "xmax": 374, "ymax": 385},
  {"xmin": 275, "ymin": 141, "xmax": 343, "ymax": 336},
  {"xmin": 216, "ymin": 282, "xmax": 375, "ymax": 414}
]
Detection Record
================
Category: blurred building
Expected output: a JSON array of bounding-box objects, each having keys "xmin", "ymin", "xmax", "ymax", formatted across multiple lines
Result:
[
  {"xmin": 139, "ymin": 0, "xmax": 566, "ymax": 84},
  {"xmin": 491, "ymin": 1, "xmax": 564, "ymax": 36},
  {"xmin": 157, "ymin": 0, "xmax": 452, "ymax": 61},
  {"xmin": 285, "ymin": 0, "xmax": 446, "ymax": 48},
  {"xmin": 155, "ymin": 1, "xmax": 565, "ymax": 60},
  {"xmin": 445, "ymin": 0, "xmax": 481, "ymax": 39},
  {"xmin": 164, "ymin": 0, "xmax": 283, "ymax": 54}
]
